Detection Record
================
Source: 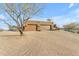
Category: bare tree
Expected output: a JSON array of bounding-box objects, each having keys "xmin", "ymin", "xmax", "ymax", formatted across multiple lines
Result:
[
  {"xmin": 63, "ymin": 22, "xmax": 77, "ymax": 30},
  {"xmin": 47, "ymin": 19, "xmax": 52, "ymax": 22},
  {"xmin": 1, "ymin": 3, "xmax": 43, "ymax": 36}
]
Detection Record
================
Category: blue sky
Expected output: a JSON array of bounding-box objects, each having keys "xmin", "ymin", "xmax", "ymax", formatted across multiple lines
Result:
[
  {"xmin": 0, "ymin": 3, "xmax": 79, "ymax": 29},
  {"xmin": 33, "ymin": 3, "xmax": 79, "ymax": 27}
]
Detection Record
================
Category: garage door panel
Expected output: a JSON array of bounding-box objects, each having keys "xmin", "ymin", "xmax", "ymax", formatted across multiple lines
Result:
[
  {"xmin": 25, "ymin": 24, "xmax": 36, "ymax": 31},
  {"xmin": 40, "ymin": 26, "xmax": 50, "ymax": 31}
]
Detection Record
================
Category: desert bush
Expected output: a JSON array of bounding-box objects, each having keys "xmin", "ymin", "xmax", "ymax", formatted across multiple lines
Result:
[
  {"xmin": 63, "ymin": 22, "xmax": 79, "ymax": 33},
  {"xmin": 0, "ymin": 29, "xmax": 4, "ymax": 32}
]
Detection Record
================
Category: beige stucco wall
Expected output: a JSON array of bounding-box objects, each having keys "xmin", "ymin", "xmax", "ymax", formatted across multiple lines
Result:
[{"xmin": 24, "ymin": 21, "xmax": 53, "ymax": 31}]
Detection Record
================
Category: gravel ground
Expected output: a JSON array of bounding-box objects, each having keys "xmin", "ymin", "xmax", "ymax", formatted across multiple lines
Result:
[{"xmin": 0, "ymin": 30, "xmax": 79, "ymax": 56}]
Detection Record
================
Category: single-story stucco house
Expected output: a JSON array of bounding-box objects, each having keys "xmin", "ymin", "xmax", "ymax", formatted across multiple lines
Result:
[{"xmin": 23, "ymin": 20, "xmax": 54, "ymax": 31}]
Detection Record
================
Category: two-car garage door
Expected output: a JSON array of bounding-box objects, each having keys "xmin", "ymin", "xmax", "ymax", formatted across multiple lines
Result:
[{"xmin": 24, "ymin": 24, "xmax": 50, "ymax": 31}]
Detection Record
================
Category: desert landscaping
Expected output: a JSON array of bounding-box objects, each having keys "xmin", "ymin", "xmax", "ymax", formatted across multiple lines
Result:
[
  {"xmin": 0, "ymin": 30, "xmax": 79, "ymax": 56},
  {"xmin": 0, "ymin": 3, "xmax": 79, "ymax": 56}
]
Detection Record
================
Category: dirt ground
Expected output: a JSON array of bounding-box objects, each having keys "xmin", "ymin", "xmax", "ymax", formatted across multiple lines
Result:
[{"xmin": 0, "ymin": 30, "xmax": 79, "ymax": 56}]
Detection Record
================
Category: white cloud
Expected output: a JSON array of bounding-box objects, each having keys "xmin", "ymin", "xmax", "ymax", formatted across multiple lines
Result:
[
  {"xmin": 0, "ymin": 15, "xmax": 5, "ymax": 20},
  {"xmin": 76, "ymin": 15, "xmax": 79, "ymax": 18},
  {"xmin": 52, "ymin": 8, "xmax": 79, "ymax": 27},
  {"xmin": 68, "ymin": 3, "xmax": 74, "ymax": 8}
]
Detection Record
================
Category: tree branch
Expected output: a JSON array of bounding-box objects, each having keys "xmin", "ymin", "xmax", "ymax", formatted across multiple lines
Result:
[{"xmin": 5, "ymin": 9, "xmax": 20, "ymax": 27}]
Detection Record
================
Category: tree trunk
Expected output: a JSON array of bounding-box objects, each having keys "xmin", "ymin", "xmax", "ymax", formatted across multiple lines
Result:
[
  {"xmin": 17, "ymin": 27, "xmax": 24, "ymax": 36},
  {"xmin": 19, "ymin": 29, "xmax": 23, "ymax": 36}
]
